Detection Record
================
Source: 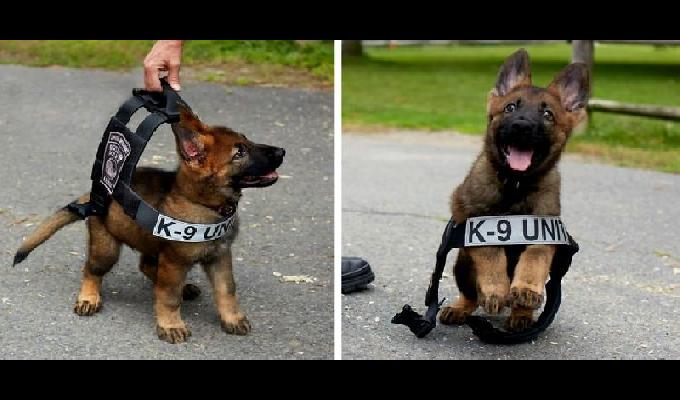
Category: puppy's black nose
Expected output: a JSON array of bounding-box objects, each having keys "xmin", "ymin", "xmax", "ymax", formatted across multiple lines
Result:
[
  {"xmin": 511, "ymin": 119, "xmax": 533, "ymax": 132},
  {"xmin": 269, "ymin": 147, "xmax": 285, "ymax": 169}
]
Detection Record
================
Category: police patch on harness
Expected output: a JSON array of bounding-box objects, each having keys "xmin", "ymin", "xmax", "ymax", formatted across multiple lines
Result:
[
  {"xmin": 152, "ymin": 214, "xmax": 234, "ymax": 242},
  {"xmin": 464, "ymin": 215, "xmax": 570, "ymax": 246},
  {"xmin": 100, "ymin": 131, "xmax": 131, "ymax": 194}
]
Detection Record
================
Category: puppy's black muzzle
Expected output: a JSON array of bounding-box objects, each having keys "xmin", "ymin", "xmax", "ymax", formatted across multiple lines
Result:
[
  {"xmin": 236, "ymin": 143, "xmax": 286, "ymax": 188},
  {"xmin": 496, "ymin": 114, "xmax": 552, "ymax": 175},
  {"xmin": 497, "ymin": 115, "xmax": 548, "ymax": 150}
]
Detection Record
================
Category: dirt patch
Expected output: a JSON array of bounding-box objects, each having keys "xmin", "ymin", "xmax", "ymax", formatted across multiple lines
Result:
[
  {"xmin": 182, "ymin": 62, "xmax": 332, "ymax": 91},
  {"xmin": 567, "ymin": 142, "xmax": 680, "ymax": 174}
]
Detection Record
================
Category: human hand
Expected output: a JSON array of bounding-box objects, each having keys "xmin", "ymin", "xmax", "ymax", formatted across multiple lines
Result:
[{"xmin": 143, "ymin": 40, "xmax": 183, "ymax": 92}]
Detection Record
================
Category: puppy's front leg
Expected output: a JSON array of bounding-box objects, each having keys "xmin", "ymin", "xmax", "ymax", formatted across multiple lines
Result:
[
  {"xmin": 507, "ymin": 244, "xmax": 555, "ymax": 331},
  {"xmin": 154, "ymin": 252, "xmax": 191, "ymax": 344},
  {"xmin": 469, "ymin": 246, "xmax": 509, "ymax": 315},
  {"xmin": 510, "ymin": 244, "xmax": 555, "ymax": 309},
  {"xmin": 203, "ymin": 248, "xmax": 251, "ymax": 335}
]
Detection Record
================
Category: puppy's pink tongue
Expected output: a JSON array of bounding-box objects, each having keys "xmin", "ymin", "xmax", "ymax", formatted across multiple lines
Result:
[
  {"xmin": 263, "ymin": 171, "xmax": 278, "ymax": 179},
  {"xmin": 507, "ymin": 147, "xmax": 533, "ymax": 171}
]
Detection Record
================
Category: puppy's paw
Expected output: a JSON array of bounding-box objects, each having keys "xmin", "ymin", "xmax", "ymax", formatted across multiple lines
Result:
[
  {"xmin": 505, "ymin": 313, "xmax": 534, "ymax": 332},
  {"xmin": 510, "ymin": 286, "xmax": 544, "ymax": 309},
  {"xmin": 74, "ymin": 296, "xmax": 101, "ymax": 316},
  {"xmin": 439, "ymin": 305, "xmax": 469, "ymax": 325},
  {"xmin": 156, "ymin": 324, "xmax": 191, "ymax": 344},
  {"xmin": 221, "ymin": 313, "xmax": 252, "ymax": 336},
  {"xmin": 478, "ymin": 293, "xmax": 506, "ymax": 315},
  {"xmin": 182, "ymin": 283, "xmax": 201, "ymax": 301}
]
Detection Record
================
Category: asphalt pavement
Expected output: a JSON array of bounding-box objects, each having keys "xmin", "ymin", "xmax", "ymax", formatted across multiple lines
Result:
[
  {"xmin": 342, "ymin": 131, "xmax": 679, "ymax": 360},
  {"xmin": 0, "ymin": 65, "xmax": 333, "ymax": 359}
]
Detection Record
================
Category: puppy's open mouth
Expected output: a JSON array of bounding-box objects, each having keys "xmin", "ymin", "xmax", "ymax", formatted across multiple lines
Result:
[
  {"xmin": 502, "ymin": 146, "xmax": 534, "ymax": 172},
  {"xmin": 238, "ymin": 171, "xmax": 279, "ymax": 188}
]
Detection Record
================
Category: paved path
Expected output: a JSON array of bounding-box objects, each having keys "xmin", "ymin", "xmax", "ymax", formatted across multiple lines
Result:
[
  {"xmin": 342, "ymin": 132, "xmax": 679, "ymax": 360},
  {"xmin": 0, "ymin": 65, "xmax": 333, "ymax": 359}
]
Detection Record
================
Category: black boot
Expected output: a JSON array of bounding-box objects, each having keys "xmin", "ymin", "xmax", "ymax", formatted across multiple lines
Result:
[{"xmin": 341, "ymin": 256, "xmax": 375, "ymax": 294}]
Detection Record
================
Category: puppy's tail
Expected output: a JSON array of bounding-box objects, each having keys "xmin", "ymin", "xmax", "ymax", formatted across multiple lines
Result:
[{"xmin": 13, "ymin": 194, "xmax": 89, "ymax": 266}]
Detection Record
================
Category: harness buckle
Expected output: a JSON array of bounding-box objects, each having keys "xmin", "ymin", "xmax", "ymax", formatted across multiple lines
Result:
[{"xmin": 66, "ymin": 201, "xmax": 103, "ymax": 219}]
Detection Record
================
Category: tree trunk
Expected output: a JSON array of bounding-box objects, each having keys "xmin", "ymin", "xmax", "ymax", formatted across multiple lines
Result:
[
  {"xmin": 342, "ymin": 40, "xmax": 363, "ymax": 57},
  {"xmin": 572, "ymin": 40, "xmax": 595, "ymax": 133},
  {"xmin": 572, "ymin": 40, "xmax": 594, "ymax": 96},
  {"xmin": 572, "ymin": 40, "xmax": 594, "ymax": 69}
]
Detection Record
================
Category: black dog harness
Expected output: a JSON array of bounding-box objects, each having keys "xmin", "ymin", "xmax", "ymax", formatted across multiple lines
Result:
[
  {"xmin": 392, "ymin": 215, "xmax": 579, "ymax": 344},
  {"xmin": 67, "ymin": 79, "xmax": 235, "ymax": 242}
]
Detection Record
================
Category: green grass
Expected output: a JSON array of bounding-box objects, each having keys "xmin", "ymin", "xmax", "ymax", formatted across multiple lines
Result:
[
  {"xmin": 0, "ymin": 40, "xmax": 334, "ymax": 84},
  {"xmin": 343, "ymin": 43, "xmax": 680, "ymax": 172},
  {"xmin": 183, "ymin": 40, "xmax": 333, "ymax": 80}
]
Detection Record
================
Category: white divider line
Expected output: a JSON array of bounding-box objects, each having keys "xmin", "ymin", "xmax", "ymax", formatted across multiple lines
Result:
[{"xmin": 333, "ymin": 39, "xmax": 342, "ymax": 361}]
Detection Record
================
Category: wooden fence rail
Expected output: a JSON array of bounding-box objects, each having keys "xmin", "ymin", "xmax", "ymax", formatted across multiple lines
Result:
[{"xmin": 588, "ymin": 99, "xmax": 680, "ymax": 121}]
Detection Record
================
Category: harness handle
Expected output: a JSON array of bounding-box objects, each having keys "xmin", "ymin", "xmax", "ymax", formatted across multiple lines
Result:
[{"xmin": 132, "ymin": 78, "xmax": 180, "ymax": 123}]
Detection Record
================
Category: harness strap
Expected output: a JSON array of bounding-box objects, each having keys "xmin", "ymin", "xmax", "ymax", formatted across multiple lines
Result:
[
  {"xmin": 66, "ymin": 78, "xmax": 235, "ymax": 243},
  {"xmin": 134, "ymin": 111, "xmax": 168, "ymax": 142},
  {"xmin": 114, "ymin": 96, "xmax": 145, "ymax": 124},
  {"xmin": 466, "ymin": 235, "xmax": 577, "ymax": 344},
  {"xmin": 391, "ymin": 216, "xmax": 579, "ymax": 344}
]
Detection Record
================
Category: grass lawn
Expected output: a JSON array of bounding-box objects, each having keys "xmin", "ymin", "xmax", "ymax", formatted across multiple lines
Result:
[
  {"xmin": 343, "ymin": 43, "xmax": 680, "ymax": 173},
  {"xmin": 0, "ymin": 40, "xmax": 333, "ymax": 89}
]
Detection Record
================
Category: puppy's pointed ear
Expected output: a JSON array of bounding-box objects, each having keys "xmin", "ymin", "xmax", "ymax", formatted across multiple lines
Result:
[
  {"xmin": 171, "ymin": 101, "xmax": 207, "ymax": 165},
  {"xmin": 493, "ymin": 48, "xmax": 532, "ymax": 97},
  {"xmin": 548, "ymin": 63, "xmax": 590, "ymax": 112}
]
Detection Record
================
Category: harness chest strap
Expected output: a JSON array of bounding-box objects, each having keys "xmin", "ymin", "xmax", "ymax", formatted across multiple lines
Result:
[
  {"xmin": 392, "ymin": 215, "xmax": 579, "ymax": 344},
  {"xmin": 67, "ymin": 79, "xmax": 235, "ymax": 243}
]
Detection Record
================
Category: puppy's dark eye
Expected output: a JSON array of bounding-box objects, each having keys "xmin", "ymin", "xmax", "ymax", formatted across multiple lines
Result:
[
  {"xmin": 543, "ymin": 109, "xmax": 554, "ymax": 122},
  {"xmin": 233, "ymin": 144, "xmax": 247, "ymax": 159},
  {"xmin": 504, "ymin": 103, "xmax": 517, "ymax": 113}
]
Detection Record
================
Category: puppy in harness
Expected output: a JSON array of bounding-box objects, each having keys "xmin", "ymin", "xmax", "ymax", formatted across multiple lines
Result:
[
  {"xmin": 13, "ymin": 79, "xmax": 285, "ymax": 344},
  {"xmin": 393, "ymin": 49, "xmax": 588, "ymax": 344}
]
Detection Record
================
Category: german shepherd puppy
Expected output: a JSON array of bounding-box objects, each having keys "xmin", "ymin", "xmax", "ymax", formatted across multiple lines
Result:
[
  {"xmin": 13, "ymin": 102, "xmax": 285, "ymax": 343},
  {"xmin": 438, "ymin": 49, "xmax": 589, "ymax": 331}
]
